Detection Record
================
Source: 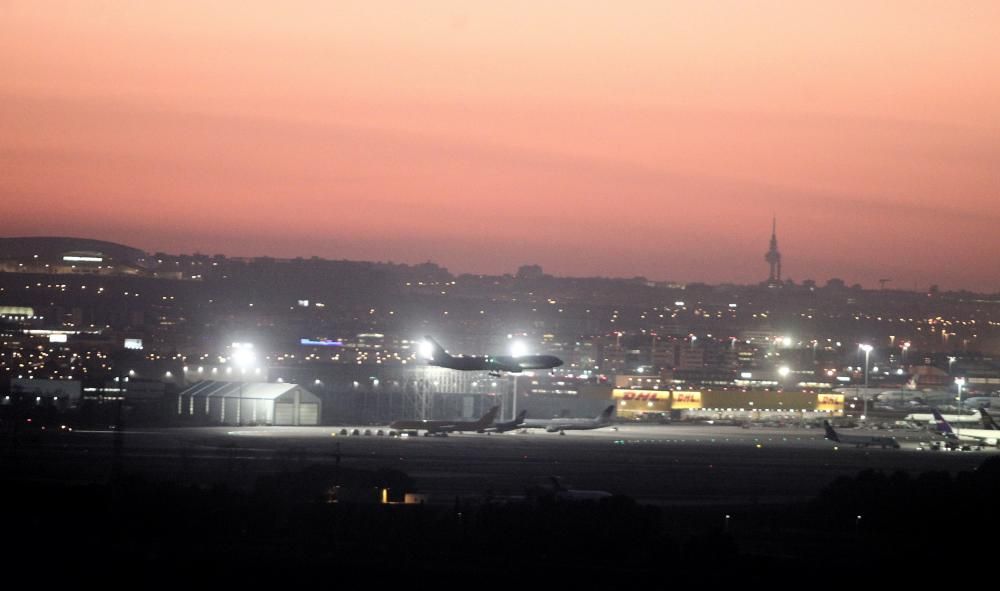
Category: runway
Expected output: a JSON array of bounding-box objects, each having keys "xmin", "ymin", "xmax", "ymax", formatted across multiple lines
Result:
[{"xmin": 3, "ymin": 423, "xmax": 992, "ymax": 505}]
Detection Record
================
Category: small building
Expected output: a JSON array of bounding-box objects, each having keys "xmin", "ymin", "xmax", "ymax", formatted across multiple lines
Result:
[{"xmin": 177, "ymin": 380, "xmax": 320, "ymax": 426}]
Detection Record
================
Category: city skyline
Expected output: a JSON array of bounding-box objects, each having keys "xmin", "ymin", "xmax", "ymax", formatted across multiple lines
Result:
[{"xmin": 3, "ymin": 2, "xmax": 999, "ymax": 291}]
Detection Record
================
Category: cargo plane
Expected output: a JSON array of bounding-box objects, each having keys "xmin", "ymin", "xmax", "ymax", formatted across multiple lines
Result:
[{"xmin": 419, "ymin": 336, "xmax": 563, "ymax": 376}]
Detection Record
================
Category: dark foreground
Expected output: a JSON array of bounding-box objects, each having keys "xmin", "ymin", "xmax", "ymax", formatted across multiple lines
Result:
[{"xmin": 3, "ymin": 424, "xmax": 998, "ymax": 583}]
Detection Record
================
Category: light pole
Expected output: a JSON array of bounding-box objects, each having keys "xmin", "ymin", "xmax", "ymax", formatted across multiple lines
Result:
[
  {"xmin": 948, "ymin": 356, "xmax": 956, "ymax": 375},
  {"xmin": 859, "ymin": 344, "xmax": 873, "ymax": 422},
  {"xmin": 232, "ymin": 342, "xmax": 256, "ymax": 426},
  {"xmin": 510, "ymin": 341, "xmax": 528, "ymax": 421},
  {"xmin": 955, "ymin": 377, "xmax": 965, "ymax": 413}
]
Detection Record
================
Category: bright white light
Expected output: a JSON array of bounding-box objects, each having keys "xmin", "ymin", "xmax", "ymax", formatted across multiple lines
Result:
[
  {"xmin": 782, "ymin": 337, "xmax": 792, "ymax": 347},
  {"xmin": 418, "ymin": 340, "xmax": 435, "ymax": 360},
  {"xmin": 510, "ymin": 341, "xmax": 529, "ymax": 358},
  {"xmin": 778, "ymin": 366, "xmax": 790, "ymax": 377},
  {"xmin": 859, "ymin": 344, "xmax": 873, "ymax": 353},
  {"xmin": 232, "ymin": 343, "xmax": 256, "ymax": 368}
]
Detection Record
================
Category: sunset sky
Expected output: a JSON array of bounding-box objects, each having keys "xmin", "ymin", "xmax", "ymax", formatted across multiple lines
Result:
[{"xmin": 2, "ymin": 2, "xmax": 998, "ymax": 291}]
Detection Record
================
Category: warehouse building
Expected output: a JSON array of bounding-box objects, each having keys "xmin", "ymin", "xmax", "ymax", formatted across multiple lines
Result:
[
  {"xmin": 612, "ymin": 387, "xmax": 844, "ymax": 420},
  {"xmin": 177, "ymin": 380, "xmax": 320, "ymax": 426}
]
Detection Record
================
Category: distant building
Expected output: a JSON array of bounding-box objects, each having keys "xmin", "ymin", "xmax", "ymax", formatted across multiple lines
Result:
[{"xmin": 0, "ymin": 236, "xmax": 159, "ymax": 276}]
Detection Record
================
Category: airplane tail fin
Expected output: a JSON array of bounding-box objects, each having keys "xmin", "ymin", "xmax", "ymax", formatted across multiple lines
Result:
[
  {"xmin": 597, "ymin": 404, "xmax": 616, "ymax": 422},
  {"xmin": 515, "ymin": 410, "xmax": 527, "ymax": 424},
  {"xmin": 477, "ymin": 405, "xmax": 500, "ymax": 428},
  {"xmin": 980, "ymin": 408, "xmax": 1000, "ymax": 430},
  {"xmin": 420, "ymin": 335, "xmax": 450, "ymax": 362},
  {"xmin": 931, "ymin": 408, "xmax": 957, "ymax": 438},
  {"xmin": 823, "ymin": 420, "xmax": 840, "ymax": 442}
]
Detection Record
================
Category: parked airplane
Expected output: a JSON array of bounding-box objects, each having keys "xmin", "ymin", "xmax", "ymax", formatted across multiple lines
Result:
[
  {"xmin": 930, "ymin": 408, "xmax": 999, "ymax": 446},
  {"xmin": 419, "ymin": 336, "xmax": 563, "ymax": 376},
  {"xmin": 963, "ymin": 396, "xmax": 999, "ymax": 410},
  {"xmin": 484, "ymin": 410, "xmax": 527, "ymax": 433},
  {"xmin": 521, "ymin": 405, "xmax": 616, "ymax": 433},
  {"xmin": 823, "ymin": 420, "xmax": 900, "ymax": 449},
  {"xmin": 904, "ymin": 411, "xmax": 981, "ymax": 425},
  {"xmin": 389, "ymin": 405, "xmax": 499, "ymax": 436}
]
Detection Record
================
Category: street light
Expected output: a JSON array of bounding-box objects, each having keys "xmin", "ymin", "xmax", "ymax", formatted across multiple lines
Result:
[
  {"xmin": 955, "ymin": 377, "xmax": 965, "ymax": 413},
  {"xmin": 859, "ymin": 344, "xmax": 873, "ymax": 421},
  {"xmin": 510, "ymin": 341, "xmax": 528, "ymax": 421},
  {"xmin": 232, "ymin": 342, "xmax": 256, "ymax": 426},
  {"xmin": 948, "ymin": 356, "xmax": 956, "ymax": 375}
]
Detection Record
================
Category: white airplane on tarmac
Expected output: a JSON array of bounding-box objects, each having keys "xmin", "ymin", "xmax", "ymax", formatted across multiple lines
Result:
[
  {"xmin": 823, "ymin": 421, "xmax": 900, "ymax": 449},
  {"xmin": 521, "ymin": 405, "xmax": 616, "ymax": 434},
  {"xmin": 931, "ymin": 409, "xmax": 1000, "ymax": 447}
]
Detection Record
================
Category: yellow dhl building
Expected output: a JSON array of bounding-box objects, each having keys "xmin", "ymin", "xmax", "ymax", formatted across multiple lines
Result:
[{"xmin": 612, "ymin": 388, "xmax": 844, "ymax": 417}]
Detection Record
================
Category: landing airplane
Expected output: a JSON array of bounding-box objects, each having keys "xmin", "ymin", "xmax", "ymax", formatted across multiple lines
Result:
[
  {"xmin": 389, "ymin": 405, "xmax": 499, "ymax": 436},
  {"xmin": 419, "ymin": 336, "xmax": 563, "ymax": 376},
  {"xmin": 823, "ymin": 420, "xmax": 900, "ymax": 449},
  {"xmin": 521, "ymin": 405, "xmax": 616, "ymax": 433},
  {"xmin": 483, "ymin": 410, "xmax": 527, "ymax": 434},
  {"xmin": 931, "ymin": 408, "xmax": 999, "ymax": 446}
]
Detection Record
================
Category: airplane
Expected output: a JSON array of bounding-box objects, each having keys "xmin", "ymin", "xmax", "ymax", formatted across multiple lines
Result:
[
  {"xmin": 521, "ymin": 405, "xmax": 617, "ymax": 433},
  {"xmin": 418, "ymin": 336, "xmax": 563, "ymax": 376},
  {"xmin": 963, "ymin": 396, "xmax": 999, "ymax": 410},
  {"xmin": 823, "ymin": 420, "xmax": 900, "ymax": 449},
  {"xmin": 930, "ymin": 408, "xmax": 999, "ymax": 446},
  {"xmin": 483, "ymin": 410, "xmax": 527, "ymax": 434},
  {"xmin": 389, "ymin": 405, "xmax": 499, "ymax": 436},
  {"xmin": 904, "ymin": 411, "xmax": 982, "ymax": 425}
]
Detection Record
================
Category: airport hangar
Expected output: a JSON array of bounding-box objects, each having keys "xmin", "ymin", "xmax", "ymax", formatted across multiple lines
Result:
[{"xmin": 176, "ymin": 381, "xmax": 321, "ymax": 426}]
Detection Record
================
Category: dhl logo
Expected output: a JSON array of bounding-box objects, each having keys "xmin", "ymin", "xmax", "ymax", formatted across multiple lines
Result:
[
  {"xmin": 621, "ymin": 391, "xmax": 665, "ymax": 401},
  {"xmin": 614, "ymin": 389, "xmax": 668, "ymax": 401}
]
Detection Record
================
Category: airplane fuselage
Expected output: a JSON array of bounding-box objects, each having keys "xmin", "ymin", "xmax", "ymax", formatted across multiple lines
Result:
[{"xmin": 430, "ymin": 354, "xmax": 563, "ymax": 373}]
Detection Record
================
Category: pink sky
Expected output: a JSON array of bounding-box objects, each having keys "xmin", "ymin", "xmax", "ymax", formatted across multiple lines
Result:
[{"xmin": 2, "ymin": 2, "xmax": 999, "ymax": 290}]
